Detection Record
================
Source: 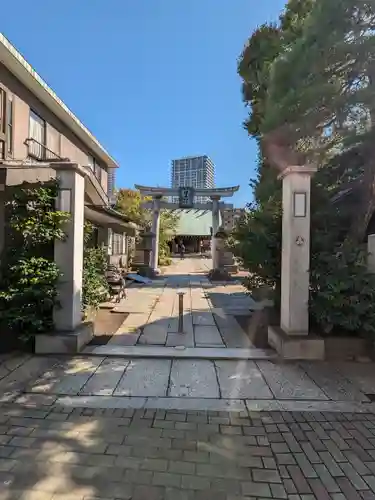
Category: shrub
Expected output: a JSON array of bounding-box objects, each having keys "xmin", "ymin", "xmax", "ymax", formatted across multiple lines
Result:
[
  {"xmin": 230, "ymin": 199, "xmax": 282, "ymax": 305},
  {"xmin": 0, "ymin": 181, "xmax": 69, "ymax": 337},
  {"xmin": 82, "ymin": 223, "xmax": 109, "ymax": 311},
  {"xmin": 158, "ymin": 240, "xmax": 172, "ymax": 267},
  {"xmin": 310, "ymin": 242, "xmax": 375, "ymax": 336},
  {"xmin": 232, "ymin": 184, "xmax": 375, "ymax": 337}
]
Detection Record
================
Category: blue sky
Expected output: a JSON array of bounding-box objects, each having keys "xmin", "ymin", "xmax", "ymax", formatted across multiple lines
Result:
[{"xmin": 2, "ymin": 0, "xmax": 286, "ymax": 206}]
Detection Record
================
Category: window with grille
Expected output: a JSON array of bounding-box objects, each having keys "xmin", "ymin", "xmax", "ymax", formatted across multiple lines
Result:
[
  {"xmin": 29, "ymin": 110, "xmax": 46, "ymax": 159},
  {"xmin": 112, "ymin": 232, "xmax": 123, "ymax": 255}
]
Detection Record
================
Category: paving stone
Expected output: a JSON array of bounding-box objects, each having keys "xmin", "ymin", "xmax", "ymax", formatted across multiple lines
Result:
[
  {"xmin": 56, "ymin": 395, "xmax": 146, "ymax": 409},
  {"xmin": 257, "ymin": 361, "xmax": 329, "ymax": 400},
  {"xmin": 308, "ymin": 477, "xmax": 331, "ymax": 500},
  {"xmin": 194, "ymin": 326, "xmax": 224, "ymax": 346},
  {"xmin": 166, "ymin": 332, "xmax": 194, "ymax": 348},
  {"xmin": 168, "ymin": 360, "xmax": 219, "ymax": 398},
  {"xmin": 241, "ymin": 481, "xmax": 271, "ymax": 497},
  {"xmin": 215, "ymin": 360, "xmax": 273, "ymax": 400},
  {"xmin": 252, "ymin": 469, "xmax": 281, "ymax": 483},
  {"xmin": 28, "ymin": 358, "xmax": 104, "ymax": 395},
  {"xmin": 152, "ymin": 471, "xmax": 181, "ymax": 487},
  {"xmin": 301, "ymin": 362, "xmax": 369, "ymax": 402},
  {"xmin": 313, "ymin": 463, "xmax": 341, "ymax": 492},
  {"xmin": 336, "ymin": 363, "xmax": 375, "ymax": 394},
  {"xmin": 270, "ymin": 483, "xmax": 287, "ymax": 498},
  {"xmin": 219, "ymin": 327, "xmax": 253, "ymax": 348},
  {"xmin": 287, "ymin": 465, "xmax": 312, "ymax": 494},
  {"xmin": 114, "ymin": 359, "xmax": 171, "ymax": 397},
  {"xmin": 168, "ymin": 460, "xmax": 195, "ymax": 475},
  {"xmin": 192, "ymin": 312, "xmax": 215, "ymax": 326},
  {"xmin": 138, "ymin": 325, "xmax": 168, "ymax": 345},
  {"xmin": 145, "ymin": 397, "xmax": 246, "ymax": 412},
  {"xmin": 79, "ymin": 358, "xmax": 128, "ymax": 396},
  {"xmin": 319, "ymin": 451, "xmax": 344, "ymax": 476},
  {"xmin": 340, "ymin": 462, "xmax": 369, "ymax": 490}
]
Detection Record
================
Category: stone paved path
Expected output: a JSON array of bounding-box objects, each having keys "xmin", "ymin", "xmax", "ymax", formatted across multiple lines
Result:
[
  {"xmin": 2, "ymin": 259, "xmax": 375, "ymax": 497},
  {"xmin": 2, "ymin": 402, "xmax": 375, "ymax": 499},
  {"xmin": 97, "ymin": 258, "xmax": 256, "ymax": 350},
  {"xmin": 2, "ymin": 355, "xmax": 375, "ymax": 414}
]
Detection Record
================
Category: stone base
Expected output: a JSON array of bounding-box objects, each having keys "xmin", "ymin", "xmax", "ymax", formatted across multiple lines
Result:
[
  {"xmin": 324, "ymin": 336, "xmax": 372, "ymax": 361},
  {"xmin": 208, "ymin": 268, "xmax": 232, "ymax": 282},
  {"xmin": 34, "ymin": 322, "xmax": 94, "ymax": 354},
  {"xmin": 268, "ymin": 326, "xmax": 325, "ymax": 360},
  {"xmin": 133, "ymin": 264, "xmax": 157, "ymax": 279}
]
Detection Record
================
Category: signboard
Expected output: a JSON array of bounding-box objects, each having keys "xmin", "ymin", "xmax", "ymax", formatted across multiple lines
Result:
[{"xmin": 179, "ymin": 187, "xmax": 194, "ymax": 209}]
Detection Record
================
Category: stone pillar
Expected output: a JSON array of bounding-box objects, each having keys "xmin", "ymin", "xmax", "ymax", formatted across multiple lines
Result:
[
  {"xmin": 279, "ymin": 165, "xmax": 317, "ymax": 335},
  {"xmin": 54, "ymin": 166, "xmax": 85, "ymax": 331},
  {"xmin": 211, "ymin": 197, "xmax": 220, "ymax": 269},
  {"xmin": 368, "ymin": 235, "xmax": 375, "ymax": 273},
  {"xmin": 150, "ymin": 196, "xmax": 161, "ymax": 272}
]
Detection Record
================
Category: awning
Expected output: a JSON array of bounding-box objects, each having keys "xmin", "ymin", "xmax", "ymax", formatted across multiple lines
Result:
[{"xmin": 84, "ymin": 205, "xmax": 139, "ymax": 236}]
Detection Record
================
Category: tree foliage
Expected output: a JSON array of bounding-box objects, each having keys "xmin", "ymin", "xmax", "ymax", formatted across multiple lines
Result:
[
  {"xmin": 82, "ymin": 222, "xmax": 109, "ymax": 311},
  {"xmin": 234, "ymin": 0, "xmax": 375, "ymax": 336},
  {"xmin": 114, "ymin": 188, "xmax": 179, "ymax": 266},
  {"xmin": 115, "ymin": 188, "xmax": 148, "ymax": 225},
  {"xmin": 0, "ymin": 181, "xmax": 69, "ymax": 338},
  {"xmin": 264, "ymin": 0, "xmax": 375, "ymax": 239}
]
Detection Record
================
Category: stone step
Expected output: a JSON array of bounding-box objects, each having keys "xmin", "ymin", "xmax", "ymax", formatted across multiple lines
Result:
[{"xmin": 82, "ymin": 345, "xmax": 277, "ymax": 360}]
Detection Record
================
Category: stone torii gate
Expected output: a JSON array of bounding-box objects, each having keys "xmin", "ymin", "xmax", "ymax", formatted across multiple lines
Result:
[{"xmin": 135, "ymin": 184, "xmax": 239, "ymax": 273}]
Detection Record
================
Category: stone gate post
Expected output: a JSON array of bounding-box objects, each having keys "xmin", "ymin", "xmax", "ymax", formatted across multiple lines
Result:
[
  {"xmin": 211, "ymin": 196, "xmax": 220, "ymax": 269},
  {"xmin": 53, "ymin": 164, "xmax": 85, "ymax": 331},
  {"xmin": 279, "ymin": 165, "xmax": 316, "ymax": 334},
  {"xmin": 150, "ymin": 196, "xmax": 161, "ymax": 273},
  {"xmin": 268, "ymin": 165, "xmax": 325, "ymax": 359}
]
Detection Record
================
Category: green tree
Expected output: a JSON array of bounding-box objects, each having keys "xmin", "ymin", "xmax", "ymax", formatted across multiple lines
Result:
[
  {"xmin": 234, "ymin": 0, "xmax": 375, "ymax": 335},
  {"xmin": 263, "ymin": 0, "xmax": 375, "ymax": 240},
  {"xmin": 114, "ymin": 188, "xmax": 179, "ymax": 266},
  {"xmin": 115, "ymin": 188, "xmax": 149, "ymax": 225}
]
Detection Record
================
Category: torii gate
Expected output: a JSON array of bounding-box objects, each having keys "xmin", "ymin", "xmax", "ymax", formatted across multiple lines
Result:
[{"xmin": 135, "ymin": 184, "xmax": 239, "ymax": 273}]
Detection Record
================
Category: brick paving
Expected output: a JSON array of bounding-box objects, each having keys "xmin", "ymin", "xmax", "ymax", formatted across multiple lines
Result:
[{"xmin": 1, "ymin": 404, "xmax": 375, "ymax": 498}]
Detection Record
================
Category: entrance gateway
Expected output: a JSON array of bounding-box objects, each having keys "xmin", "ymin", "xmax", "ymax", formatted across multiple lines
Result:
[{"xmin": 134, "ymin": 184, "xmax": 239, "ymax": 273}]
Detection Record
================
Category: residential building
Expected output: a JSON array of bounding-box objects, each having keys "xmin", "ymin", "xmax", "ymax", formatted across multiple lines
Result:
[
  {"xmin": 222, "ymin": 207, "xmax": 245, "ymax": 232},
  {"xmin": 0, "ymin": 33, "xmax": 137, "ymax": 333},
  {"xmin": 171, "ymin": 155, "xmax": 215, "ymax": 203}
]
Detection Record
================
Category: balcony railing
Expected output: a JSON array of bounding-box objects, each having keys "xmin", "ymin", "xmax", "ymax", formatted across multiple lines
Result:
[{"xmin": 25, "ymin": 138, "xmax": 67, "ymax": 162}]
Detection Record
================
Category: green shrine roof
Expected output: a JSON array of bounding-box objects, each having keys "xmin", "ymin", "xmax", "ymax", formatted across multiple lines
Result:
[{"xmin": 169, "ymin": 209, "xmax": 222, "ymax": 236}]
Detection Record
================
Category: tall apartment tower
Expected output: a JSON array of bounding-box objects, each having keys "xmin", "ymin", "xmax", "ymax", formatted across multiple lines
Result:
[{"xmin": 171, "ymin": 155, "xmax": 215, "ymax": 203}]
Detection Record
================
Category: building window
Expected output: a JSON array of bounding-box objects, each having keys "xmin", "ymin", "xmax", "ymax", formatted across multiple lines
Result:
[
  {"xmin": 94, "ymin": 162, "xmax": 102, "ymax": 183},
  {"xmin": 29, "ymin": 110, "xmax": 46, "ymax": 159},
  {"xmin": 0, "ymin": 88, "xmax": 6, "ymax": 159},
  {"xmin": 112, "ymin": 232, "xmax": 123, "ymax": 255},
  {"xmin": 87, "ymin": 154, "xmax": 102, "ymax": 184},
  {"xmin": 7, "ymin": 98, "xmax": 13, "ymax": 156},
  {"xmin": 87, "ymin": 154, "xmax": 94, "ymax": 171},
  {"xmin": 29, "ymin": 110, "xmax": 46, "ymax": 143}
]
